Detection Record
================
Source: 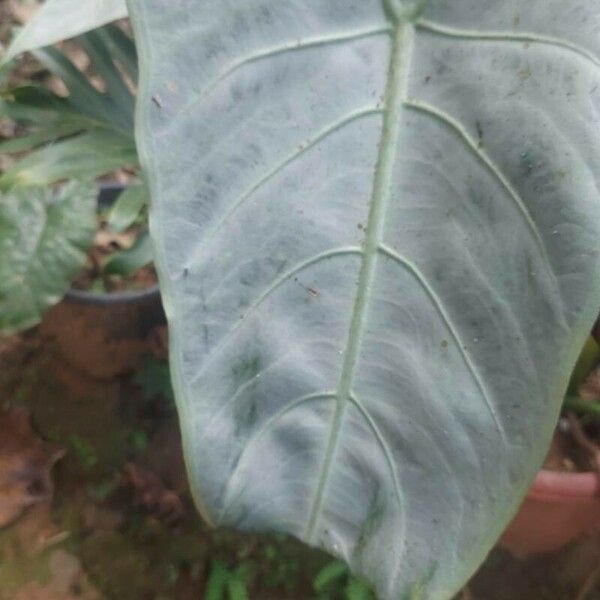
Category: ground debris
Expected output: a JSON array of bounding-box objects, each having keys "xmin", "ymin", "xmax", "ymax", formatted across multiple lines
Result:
[
  {"xmin": 122, "ymin": 462, "xmax": 184, "ymax": 524},
  {"xmin": 0, "ymin": 406, "xmax": 64, "ymax": 528},
  {"xmin": 12, "ymin": 549, "xmax": 102, "ymax": 600}
]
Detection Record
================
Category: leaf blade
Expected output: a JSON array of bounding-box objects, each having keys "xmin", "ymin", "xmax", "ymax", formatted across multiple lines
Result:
[
  {"xmin": 128, "ymin": 2, "xmax": 600, "ymax": 598},
  {"xmin": 0, "ymin": 130, "xmax": 137, "ymax": 187},
  {"xmin": 2, "ymin": 0, "xmax": 128, "ymax": 64},
  {"xmin": 107, "ymin": 183, "xmax": 147, "ymax": 232},
  {"xmin": 0, "ymin": 180, "xmax": 97, "ymax": 333}
]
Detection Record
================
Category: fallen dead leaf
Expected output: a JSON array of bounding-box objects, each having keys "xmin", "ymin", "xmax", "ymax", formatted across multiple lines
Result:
[
  {"xmin": 122, "ymin": 462, "xmax": 184, "ymax": 524},
  {"xmin": 94, "ymin": 229, "xmax": 136, "ymax": 251},
  {"xmin": 0, "ymin": 406, "xmax": 64, "ymax": 528}
]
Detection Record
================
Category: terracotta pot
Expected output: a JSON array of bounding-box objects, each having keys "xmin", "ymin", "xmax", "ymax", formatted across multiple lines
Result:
[
  {"xmin": 40, "ymin": 184, "xmax": 166, "ymax": 379},
  {"xmin": 500, "ymin": 469, "xmax": 600, "ymax": 556}
]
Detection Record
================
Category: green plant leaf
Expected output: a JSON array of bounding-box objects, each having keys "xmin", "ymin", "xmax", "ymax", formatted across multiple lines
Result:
[
  {"xmin": 107, "ymin": 183, "xmax": 147, "ymax": 232},
  {"xmin": 205, "ymin": 561, "xmax": 229, "ymax": 600},
  {"xmin": 0, "ymin": 33, "xmax": 138, "ymax": 188},
  {"xmin": 128, "ymin": 2, "xmax": 600, "ymax": 599},
  {"xmin": 0, "ymin": 130, "xmax": 137, "ymax": 188},
  {"xmin": 314, "ymin": 561, "xmax": 348, "ymax": 593},
  {"xmin": 133, "ymin": 355, "xmax": 175, "ymax": 405},
  {"xmin": 566, "ymin": 336, "xmax": 600, "ymax": 395},
  {"xmin": 103, "ymin": 229, "xmax": 152, "ymax": 276},
  {"xmin": 2, "ymin": 0, "xmax": 128, "ymax": 65},
  {"xmin": 226, "ymin": 574, "xmax": 249, "ymax": 600},
  {"xmin": 0, "ymin": 123, "xmax": 83, "ymax": 153},
  {"xmin": 0, "ymin": 85, "xmax": 93, "ymax": 128},
  {"xmin": 31, "ymin": 45, "xmax": 132, "ymax": 134},
  {"xmin": 345, "ymin": 577, "xmax": 376, "ymax": 600},
  {"xmin": 97, "ymin": 25, "xmax": 138, "ymax": 83},
  {"xmin": 0, "ymin": 180, "xmax": 96, "ymax": 333},
  {"xmin": 76, "ymin": 28, "xmax": 135, "ymax": 129}
]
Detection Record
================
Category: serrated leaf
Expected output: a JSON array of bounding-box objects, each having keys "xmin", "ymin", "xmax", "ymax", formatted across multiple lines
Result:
[
  {"xmin": 2, "ymin": 0, "xmax": 128, "ymax": 65},
  {"xmin": 0, "ymin": 180, "xmax": 96, "ymax": 333},
  {"xmin": 128, "ymin": 2, "xmax": 600, "ymax": 599}
]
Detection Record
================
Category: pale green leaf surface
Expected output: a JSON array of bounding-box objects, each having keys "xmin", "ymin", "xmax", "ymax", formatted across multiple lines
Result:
[
  {"xmin": 0, "ymin": 181, "xmax": 96, "ymax": 333},
  {"xmin": 2, "ymin": 0, "xmax": 128, "ymax": 65},
  {"xmin": 128, "ymin": 1, "xmax": 600, "ymax": 598}
]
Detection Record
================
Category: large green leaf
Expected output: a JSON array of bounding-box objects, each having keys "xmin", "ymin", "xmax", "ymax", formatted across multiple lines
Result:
[
  {"xmin": 0, "ymin": 181, "xmax": 96, "ymax": 333},
  {"xmin": 128, "ymin": 1, "xmax": 600, "ymax": 598},
  {"xmin": 1, "ymin": 0, "xmax": 128, "ymax": 65}
]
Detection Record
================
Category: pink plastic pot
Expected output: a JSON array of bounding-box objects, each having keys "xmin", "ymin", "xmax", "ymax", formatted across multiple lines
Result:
[{"xmin": 500, "ymin": 469, "xmax": 600, "ymax": 556}]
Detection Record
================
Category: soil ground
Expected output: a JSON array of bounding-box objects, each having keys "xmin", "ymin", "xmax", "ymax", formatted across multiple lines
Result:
[{"xmin": 0, "ymin": 313, "xmax": 598, "ymax": 600}]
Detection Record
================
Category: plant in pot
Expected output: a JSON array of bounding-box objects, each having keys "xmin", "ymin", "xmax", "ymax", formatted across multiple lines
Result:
[
  {"xmin": 6, "ymin": 1, "xmax": 600, "ymax": 599},
  {"xmin": 501, "ymin": 336, "xmax": 600, "ymax": 556},
  {"xmin": 0, "ymin": 18, "xmax": 163, "ymax": 377}
]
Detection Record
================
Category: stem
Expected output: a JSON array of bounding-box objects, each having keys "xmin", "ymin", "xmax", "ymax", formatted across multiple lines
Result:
[{"xmin": 563, "ymin": 396, "xmax": 600, "ymax": 417}]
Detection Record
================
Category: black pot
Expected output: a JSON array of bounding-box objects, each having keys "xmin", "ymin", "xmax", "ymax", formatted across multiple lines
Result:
[{"xmin": 41, "ymin": 183, "xmax": 166, "ymax": 379}]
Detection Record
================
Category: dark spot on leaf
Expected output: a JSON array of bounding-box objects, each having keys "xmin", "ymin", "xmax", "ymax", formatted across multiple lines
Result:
[
  {"xmin": 232, "ymin": 355, "xmax": 262, "ymax": 385},
  {"xmin": 235, "ymin": 398, "xmax": 259, "ymax": 437},
  {"xmin": 476, "ymin": 120, "xmax": 484, "ymax": 147},
  {"xmin": 518, "ymin": 67, "xmax": 532, "ymax": 81}
]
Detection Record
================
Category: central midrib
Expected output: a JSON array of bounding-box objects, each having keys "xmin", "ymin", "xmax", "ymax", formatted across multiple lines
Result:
[{"xmin": 305, "ymin": 19, "xmax": 415, "ymax": 541}]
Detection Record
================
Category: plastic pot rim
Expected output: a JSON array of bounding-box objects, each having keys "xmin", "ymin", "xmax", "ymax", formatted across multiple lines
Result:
[
  {"xmin": 528, "ymin": 468, "xmax": 600, "ymax": 502},
  {"xmin": 67, "ymin": 181, "xmax": 159, "ymax": 306}
]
